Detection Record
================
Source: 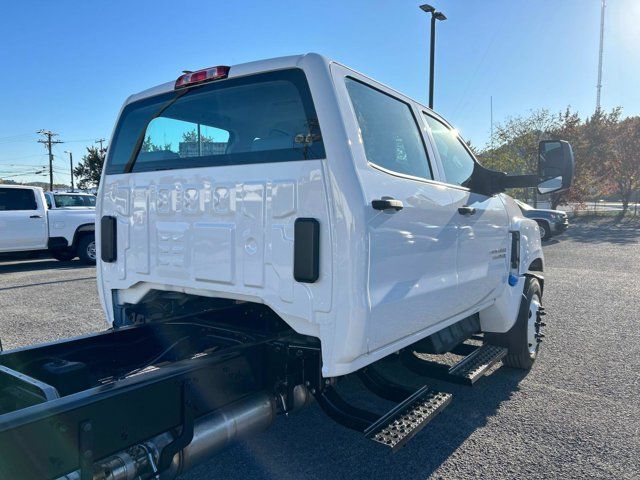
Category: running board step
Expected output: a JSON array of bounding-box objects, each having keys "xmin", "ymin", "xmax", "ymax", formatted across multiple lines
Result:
[
  {"xmin": 364, "ymin": 386, "xmax": 452, "ymax": 452},
  {"xmin": 314, "ymin": 385, "xmax": 452, "ymax": 452},
  {"xmin": 401, "ymin": 344, "xmax": 508, "ymax": 386}
]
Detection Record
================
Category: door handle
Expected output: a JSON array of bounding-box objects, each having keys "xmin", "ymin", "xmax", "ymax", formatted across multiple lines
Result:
[
  {"xmin": 457, "ymin": 206, "xmax": 476, "ymax": 216},
  {"xmin": 372, "ymin": 197, "xmax": 404, "ymax": 211},
  {"xmin": 29, "ymin": 214, "xmax": 43, "ymax": 219}
]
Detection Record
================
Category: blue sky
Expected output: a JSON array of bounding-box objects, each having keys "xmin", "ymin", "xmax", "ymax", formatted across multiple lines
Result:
[{"xmin": 1, "ymin": 0, "xmax": 638, "ymax": 184}]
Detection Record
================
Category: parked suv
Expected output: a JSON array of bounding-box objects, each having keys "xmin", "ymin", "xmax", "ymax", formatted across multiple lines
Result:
[{"xmin": 514, "ymin": 199, "xmax": 569, "ymax": 240}]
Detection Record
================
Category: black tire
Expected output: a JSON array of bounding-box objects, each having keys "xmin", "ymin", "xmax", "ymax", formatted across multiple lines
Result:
[
  {"xmin": 485, "ymin": 277, "xmax": 542, "ymax": 369},
  {"xmin": 77, "ymin": 234, "xmax": 96, "ymax": 265},
  {"xmin": 50, "ymin": 249, "xmax": 76, "ymax": 262},
  {"xmin": 536, "ymin": 220, "xmax": 551, "ymax": 241}
]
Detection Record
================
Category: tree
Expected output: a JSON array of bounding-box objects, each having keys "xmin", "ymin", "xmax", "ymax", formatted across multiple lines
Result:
[
  {"xmin": 73, "ymin": 146, "xmax": 105, "ymax": 189},
  {"xmin": 181, "ymin": 129, "xmax": 215, "ymax": 144},
  {"xmin": 141, "ymin": 136, "xmax": 172, "ymax": 152},
  {"xmin": 609, "ymin": 116, "xmax": 640, "ymax": 214}
]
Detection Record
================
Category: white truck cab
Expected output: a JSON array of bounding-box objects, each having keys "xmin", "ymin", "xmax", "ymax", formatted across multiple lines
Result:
[
  {"xmin": 0, "ymin": 54, "xmax": 574, "ymax": 478},
  {"xmin": 97, "ymin": 53, "xmax": 573, "ymax": 376},
  {"xmin": 0, "ymin": 185, "xmax": 97, "ymax": 264}
]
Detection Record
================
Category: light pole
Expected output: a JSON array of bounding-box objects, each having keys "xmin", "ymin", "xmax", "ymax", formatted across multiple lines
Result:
[
  {"xmin": 419, "ymin": 4, "xmax": 447, "ymax": 109},
  {"xmin": 65, "ymin": 150, "xmax": 74, "ymax": 191}
]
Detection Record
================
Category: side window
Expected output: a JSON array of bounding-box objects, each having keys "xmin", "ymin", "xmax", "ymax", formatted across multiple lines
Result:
[
  {"xmin": 345, "ymin": 78, "xmax": 432, "ymax": 180},
  {"xmin": 45, "ymin": 195, "xmax": 52, "ymax": 209},
  {"xmin": 424, "ymin": 114, "xmax": 475, "ymax": 187},
  {"xmin": 0, "ymin": 188, "xmax": 38, "ymax": 211}
]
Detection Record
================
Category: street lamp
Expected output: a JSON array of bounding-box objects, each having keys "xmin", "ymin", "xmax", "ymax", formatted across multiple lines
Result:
[
  {"xmin": 419, "ymin": 4, "xmax": 447, "ymax": 109},
  {"xmin": 64, "ymin": 150, "xmax": 74, "ymax": 191}
]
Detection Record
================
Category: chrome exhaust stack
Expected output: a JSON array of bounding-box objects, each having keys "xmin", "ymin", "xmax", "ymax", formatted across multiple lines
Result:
[{"xmin": 58, "ymin": 391, "xmax": 277, "ymax": 480}]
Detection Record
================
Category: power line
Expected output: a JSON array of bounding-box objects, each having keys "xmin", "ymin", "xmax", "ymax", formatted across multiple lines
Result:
[{"xmin": 37, "ymin": 130, "xmax": 64, "ymax": 191}]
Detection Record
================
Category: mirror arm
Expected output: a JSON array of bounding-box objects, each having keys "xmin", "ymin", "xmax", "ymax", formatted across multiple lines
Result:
[{"xmin": 499, "ymin": 174, "xmax": 539, "ymax": 189}]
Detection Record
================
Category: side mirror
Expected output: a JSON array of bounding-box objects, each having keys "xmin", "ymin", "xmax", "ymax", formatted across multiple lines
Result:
[{"xmin": 538, "ymin": 140, "xmax": 574, "ymax": 194}]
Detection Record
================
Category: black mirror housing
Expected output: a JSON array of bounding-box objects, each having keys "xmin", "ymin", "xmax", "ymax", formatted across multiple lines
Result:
[{"xmin": 537, "ymin": 140, "xmax": 574, "ymax": 194}]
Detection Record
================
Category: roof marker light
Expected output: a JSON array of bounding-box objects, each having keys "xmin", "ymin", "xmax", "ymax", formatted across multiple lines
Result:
[{"xmin": 175, "ymin": 66, "xmax": 230, "ymax": 89}]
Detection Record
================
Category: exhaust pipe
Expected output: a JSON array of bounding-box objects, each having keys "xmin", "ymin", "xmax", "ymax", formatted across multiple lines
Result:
[{"xmin": 58, "ymin": 391, "xmax": 277, "ymax": 480}]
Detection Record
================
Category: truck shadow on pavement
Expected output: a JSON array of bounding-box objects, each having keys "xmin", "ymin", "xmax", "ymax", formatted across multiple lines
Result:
[
  {"xmin": 185, "ymin": 359, "xmax": 529, "ymax": 480},
  {"xmin": 0, "ymin": 257, "xmax": 92, "ymax": 275}
]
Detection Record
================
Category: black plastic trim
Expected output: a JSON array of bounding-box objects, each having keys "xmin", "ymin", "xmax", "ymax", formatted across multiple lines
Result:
[
  {"xmin": 100, "ymin": 216, "xmax": 117, "ymax": 263},
  {"xmin": 510, "ymin": 231, "xmax": 520, "ymax": 270},
  {"xmin": 294, "ymin": 218, "xmax": 320, "ymax": 283}
]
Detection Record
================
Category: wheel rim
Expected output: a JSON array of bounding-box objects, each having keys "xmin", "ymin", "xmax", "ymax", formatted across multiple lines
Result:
[
  {"xmin": 539, "ymin": 224, "xmax": 547, "ymax": 239},
  {"xmin": 527, "ymin": 294, "xmax": 541, "ymax": 355},
  {"xmin": 87, "ymin": 241, "xmax": 96, "ymax": 261}
]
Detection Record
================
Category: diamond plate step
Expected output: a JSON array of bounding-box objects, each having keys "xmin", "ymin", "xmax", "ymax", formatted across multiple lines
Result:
[
  {"xmin": 364, "ymin": 386, "xmax": 452, "ymax": 452},
  {"xmin": 448, "ymin": 344, "xmax": 507, "ymax": 384}
]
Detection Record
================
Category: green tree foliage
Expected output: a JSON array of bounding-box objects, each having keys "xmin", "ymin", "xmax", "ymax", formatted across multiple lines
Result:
[
  {"xmin": 141, "ymin": 136, "xmax": 172, "ymax": 152},
  {"xmin": 480, "ymin": 106, "xmax": 639, "ymax": 211},
  {"xmin": 73, "ymin": 146, "xmax": 105, "ymax": 189},
  {"xmin": 181, "ymin": 129, "xmax": 215, "ymax": 143}
]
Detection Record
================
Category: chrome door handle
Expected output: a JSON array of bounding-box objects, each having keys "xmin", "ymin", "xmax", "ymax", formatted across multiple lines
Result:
[
  {"xmin": 457, "ymin": 206, "xmax": 476, "ymax": 216},
  {"xmin": 372, "ymin": 197, "xmax": 404, "ymax": 211}
]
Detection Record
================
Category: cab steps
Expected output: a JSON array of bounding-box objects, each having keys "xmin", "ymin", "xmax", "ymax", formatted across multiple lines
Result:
[
  {"xmin": 314, "ymin": 369, "xmax": 452, "ymax": 451},
  {"xmin": 400, "ymin": 344, "xmax": 508, "ymax": 386}
]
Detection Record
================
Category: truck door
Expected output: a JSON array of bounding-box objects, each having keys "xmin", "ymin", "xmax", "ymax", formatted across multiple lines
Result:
[
  {"xmin": 338, "ymin": 72, "xmax": 460, "ymax": 352},
  {"xmin": 423, "ymin": 113, "xmax": 509, "ymax": 312},
  {"xmin": 0, "ymin": 187, "xmax": 48, "ymax": 252}
]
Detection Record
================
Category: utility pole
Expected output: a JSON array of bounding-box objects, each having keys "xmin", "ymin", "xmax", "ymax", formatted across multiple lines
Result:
[
  {"xmin": 596, "ymin": 0, "xmax": 606, "ymax": 111},
  {"xmin": 95, "ymin": 138, "xmax": 106, "ymax": 152},
  {"xmin": 65, "ymin": 150, "xmax": 74, "ymax": 191},
  {"xmin": 37, "ymin": 130, "xmax": 63, "ymax": 191}
]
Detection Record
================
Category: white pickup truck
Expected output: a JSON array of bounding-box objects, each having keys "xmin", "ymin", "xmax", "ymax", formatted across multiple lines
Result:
[
  {"xmin": 0, "ymin": 185, "xmax": 96, "ymax": 264},
  {"xmin": 0, "ymin": 54, "xmax": 573, "ymax": 479}
]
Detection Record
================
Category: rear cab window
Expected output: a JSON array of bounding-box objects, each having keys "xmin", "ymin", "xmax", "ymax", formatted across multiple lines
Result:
[
  {"xmin": 0, "ymin": 188, "xmax": 37, "ymax": 211},
  {"xmin": 106, "ymin": 69, "xmax": 325, "ymax": 175},
  {"xmin": 345, "ymin": 77, "xmax": 432, "ymax": 181},
  {"xmin": 53, "ymin": 194, "xmax": 96, "ymax": 207}
]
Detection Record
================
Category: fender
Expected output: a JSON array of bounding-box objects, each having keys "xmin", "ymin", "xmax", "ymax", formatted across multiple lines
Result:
[{"xmin": 480, "ymin": 195, "xmax": 544, "ymax": 334}]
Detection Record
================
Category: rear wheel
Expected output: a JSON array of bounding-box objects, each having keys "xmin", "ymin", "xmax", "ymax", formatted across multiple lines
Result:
[
  {"xmin": 50, "ymin": 249, "xmax": 76, "ymax": 262},
  {"xmin": 77, "ymin": 234, "xmax": 96, "ymax": 265},
  {"xmin": 485, "ymin": 277, "xmax": 543, "ymax": 369}
]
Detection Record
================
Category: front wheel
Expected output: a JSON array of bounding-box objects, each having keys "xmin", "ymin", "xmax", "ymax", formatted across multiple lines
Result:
[
  {"xmin": 536, "ymin": 220, "xmax": 551, "ymax": 241},
  {"xmin": 77, "ymin": 234, "xmax": 96, "ymax": 265},
  {"xmin": 485, "ymin": 277, "xmax": 543, "ymax": 369}
]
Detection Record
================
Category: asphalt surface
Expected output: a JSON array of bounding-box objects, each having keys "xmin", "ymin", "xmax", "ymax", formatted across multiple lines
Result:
[{"xmin": 0, "ymin": 216, "xmax": 638, "ymax": 479}]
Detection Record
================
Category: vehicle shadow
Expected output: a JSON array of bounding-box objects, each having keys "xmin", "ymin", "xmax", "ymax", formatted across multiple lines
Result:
[
  {"xmin": 0, "ymin": 257, "xmax": 91, "ymax": 275},
  {"xmin": 187, "ymin": 357, "xmax": 530, "ymax": 480},
  {"xmin": 565, "ymin": 219, "xmax": 640, "ymax": 245}
]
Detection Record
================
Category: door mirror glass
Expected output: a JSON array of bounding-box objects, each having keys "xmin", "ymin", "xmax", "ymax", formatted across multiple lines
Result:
[
  {"xmin": 537, "ymin": 176, "xmax": 562, "ymax": 194},
  {"xmin": 538, "ymin": 140, "xmax": 574, "ymax": 194}
]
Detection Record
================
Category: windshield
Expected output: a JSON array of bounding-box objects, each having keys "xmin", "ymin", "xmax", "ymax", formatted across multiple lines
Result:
[
  {"xmin": 54, "ymin": 194, "xmax": 96, "ymax": 207},
  {"xmin": 105, "ymin": 68, "xmax": 324, "ymax": 174}
]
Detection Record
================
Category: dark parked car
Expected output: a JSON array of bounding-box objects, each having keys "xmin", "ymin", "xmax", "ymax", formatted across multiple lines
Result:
[{"xmin": 514, "ymin": 199, "xmax": 569, "ymax": 240}]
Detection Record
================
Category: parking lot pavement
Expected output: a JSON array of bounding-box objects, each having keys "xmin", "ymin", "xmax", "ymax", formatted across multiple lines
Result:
[
  {"xmin": 0, "ymin": 255, "xmax": 104, "ymax": 349},
  {"xmin": 0, "ymin": 217, "xmax": 638, "ymax": 479}
]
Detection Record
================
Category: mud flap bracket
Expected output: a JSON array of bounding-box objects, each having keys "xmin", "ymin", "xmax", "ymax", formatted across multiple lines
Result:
[{"xmin": 158, "ymin": 380, "xmax": 195, "ymax": 471}]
